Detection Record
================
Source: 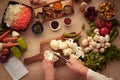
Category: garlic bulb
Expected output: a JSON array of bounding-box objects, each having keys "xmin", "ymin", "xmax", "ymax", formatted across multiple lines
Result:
[
  {"xmin": 94, "ymin": 29, "xmax": 99, "ymax": 34},
  {"xmin": 105, "ymin": 35, "xmax": 110, "ymax": 42},
  {"xmin": 84, "ymin": 47, "xmax": 91, "ymax": 53},
  {"xmin": 82, "ymin": 39, "xmax": 89, "ymax": 47},
  {"xmin": 87, "ymin": 37, "xmax": 92, "ymax": 42},
  {"xmin": 100, "ymin": 48, "xmax": 105, "ymax": 53},
  {"xmin": 93, "ymin": 35, "xmax": 100, "ymax": 42},
  {"xmin": 96, "ymin": 43, "xmax": 101, "ymax": 49},
  {"xmin": 79, "ymin": 2, "xmax": 87, "ymax": 12}
]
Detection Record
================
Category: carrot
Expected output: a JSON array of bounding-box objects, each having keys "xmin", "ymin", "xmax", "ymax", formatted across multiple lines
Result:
[
  {"xmin": 3, "ymin": 43, "xmax": 19, "ymax": 48},
  {"xmin": 2, "ymin": 37, "xmax": 18, "ymax": 43},
  {"xmin": 0, "ymin": 29, "xmax": 12, "ymax": 41}
]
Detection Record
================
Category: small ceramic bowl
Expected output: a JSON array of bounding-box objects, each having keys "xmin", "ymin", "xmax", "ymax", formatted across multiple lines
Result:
[
  {"xmin": 98, "ymin": 1, "xmax": 116, "ymax": 20},
  {"xmin": 31, "ymin": 21, "xmax": 44, "ymax": 34},
  {"xmin": 49, "ymin": 20, "xmax": 61, "ymax": 31},
  {"xmin": 64, "ymin": 17, "xmax": 72, "ymax": 26}
]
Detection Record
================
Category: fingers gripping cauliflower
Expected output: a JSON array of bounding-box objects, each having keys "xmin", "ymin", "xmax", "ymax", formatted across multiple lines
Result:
[{"xmin": 44, "ymin": 50, "xmax": 59, "ymax": 62}]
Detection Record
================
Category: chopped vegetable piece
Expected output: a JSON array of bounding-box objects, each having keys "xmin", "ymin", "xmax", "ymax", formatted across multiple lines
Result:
[
  {"xmin": 17, "ymin": 37, "xmax": 27, "ymax": 51},
  {"xmin": 10, "ymin": 46, "xmax": 22, "ymax": 58}
]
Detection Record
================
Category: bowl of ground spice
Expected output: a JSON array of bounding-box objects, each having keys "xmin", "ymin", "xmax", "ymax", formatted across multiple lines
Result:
[{"xmin": 49, "ymin": 20, "xmax": 61, "ymax": 31}]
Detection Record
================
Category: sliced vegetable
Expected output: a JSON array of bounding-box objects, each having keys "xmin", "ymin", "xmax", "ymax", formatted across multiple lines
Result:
[
  {"xmin": 10, "ymin": 46, "xmax": 22, "ymax": 58},
  {"xmin": 17, "ymin": 37, "xmax": 27, "ymax": 51}
]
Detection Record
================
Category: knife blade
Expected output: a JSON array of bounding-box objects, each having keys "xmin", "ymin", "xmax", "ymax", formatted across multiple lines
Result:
[{"xmin": 48, "ymin": 50, "xmax": 69, "ymax": 63}]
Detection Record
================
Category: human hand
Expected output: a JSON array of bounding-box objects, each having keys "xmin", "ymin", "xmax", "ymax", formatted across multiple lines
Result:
[
  {"xmin": 41, "ymin": 59, "xmax": 55, "ymax": 80},
  {"xmin": 66, "ymin": 58, "xmax": 88, "ymax": 77}
]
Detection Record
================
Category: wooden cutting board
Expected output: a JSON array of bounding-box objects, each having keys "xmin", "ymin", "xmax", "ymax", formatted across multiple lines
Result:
[{"xmin": 24, "ymin": 36, "xmax": 67, "ymax": 67}]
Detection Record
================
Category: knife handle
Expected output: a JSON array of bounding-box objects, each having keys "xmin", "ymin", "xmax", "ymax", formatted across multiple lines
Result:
[{"xmin": 24, "ymin": 54, "xmax": 43, "ymax": 65}]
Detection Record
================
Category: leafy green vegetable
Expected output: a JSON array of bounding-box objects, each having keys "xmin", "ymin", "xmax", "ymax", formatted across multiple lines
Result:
[
  {"xmin": 81, "ymin": 45, "xmax": 120, "ymax": 71},
  {"xmin": 82, "ymin": 51, "xmax": 106, "ymax": 71},
  {"xmin": 109, "ymin": 27, "xmax": 119, "ymax": 42},
  {"xmin": 112, "ymin": 18, "xmax": 120, "ymax": 26},
  {"xmin": 103, "ymin": 44, "xmax": 120, "ymax": 63}
]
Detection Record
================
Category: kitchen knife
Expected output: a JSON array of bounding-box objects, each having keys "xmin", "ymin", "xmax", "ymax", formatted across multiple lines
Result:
[{"xmin": 49, "ymin": 50, "xmax": 69, "ymax": 63}]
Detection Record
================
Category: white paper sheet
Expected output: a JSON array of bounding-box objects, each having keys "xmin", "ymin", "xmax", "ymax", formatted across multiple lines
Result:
[{"xmin": 3, "ymin": 56, "xmax": 28, "ymax": 80}]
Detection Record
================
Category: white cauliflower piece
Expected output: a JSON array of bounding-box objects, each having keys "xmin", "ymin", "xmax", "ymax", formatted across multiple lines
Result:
[
  {"xmin": 59, "ymin": 41, "xmax": 68, "ymax": 50},
  {"xmin": 44, "ymin": 50, "xmax": 54, "ymax": 61},
  {"xmin": 44, "ymin": 50, "xmax": 59, "ymax": 62},
  {"xmin": 50, "ymin": 40, "xmax": 59, "ymax": 50},
  {"xmin": 63, "ymin": 48, "xmax": 73, "ymax": 56},
  {"xmin": 74, "ymin": 49, "xmax": 85, "ymax": 58},
  {"xmin": 69, "ymin": 54, "xmax": 78, "ymax": 59},
  {"xmin": 66, "ymin": 39, "xmax": 77, "ymax": 49}
]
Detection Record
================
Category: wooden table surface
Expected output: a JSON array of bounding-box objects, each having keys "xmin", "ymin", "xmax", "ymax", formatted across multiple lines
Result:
[{"xmin": 0, "ymin": 0, "xmax": 120, "ymax": 80}]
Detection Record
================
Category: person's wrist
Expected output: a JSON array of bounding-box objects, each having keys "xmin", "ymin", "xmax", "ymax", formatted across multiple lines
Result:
[
  {"xmin": 44, "ymin": 72, "xmax": 55, "ymax": 80},
  {"xmin": 45, "ymin": 76, "xmax": 54, "ymax": 80},
  {"xmin": 78, "ymin": 66, "xmax": 89, "ymax": 77}
]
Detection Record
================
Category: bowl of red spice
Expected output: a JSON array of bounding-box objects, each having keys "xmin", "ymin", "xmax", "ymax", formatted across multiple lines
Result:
[
  {"xmin": 64, "ymin": 17, "xmax": 72, "ymax": 26},
  {"xmin": 49, "ymin": 20, "xmax": 61, "ymax": 31}
]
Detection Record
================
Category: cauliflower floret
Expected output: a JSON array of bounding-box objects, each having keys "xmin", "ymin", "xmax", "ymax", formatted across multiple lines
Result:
[
  {"xmin": 44, "ymin": 50, "xmax": 54, "ymax": 61},
  {"xmin": 63, "ymin": 48, "xmax": 73, "ymax": 56},
  {"xmin": 44, "ymin": 50, "xmax": 59, "ymax": 62},
  {"xmin": 69, "ymin": 54, "xmax": 78, "ymax": 59},
  {"xmin": 66, "ymin": 39, "xmax": 77, "ymax": 49},
  {"xmin": 50, "ymin": 40, "xmax": 59, "ymax": 50},
  {"xmin": 59, "ymin": 41, "xmax": 68, "ymax": 50}
]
